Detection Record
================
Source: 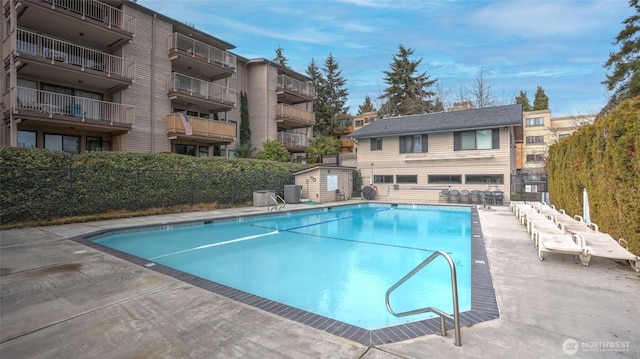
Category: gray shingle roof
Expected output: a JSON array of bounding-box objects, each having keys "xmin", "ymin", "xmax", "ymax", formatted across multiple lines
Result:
[{"xmin": 347, "ymin": 104, "xmax": 523, "ymax": 139}]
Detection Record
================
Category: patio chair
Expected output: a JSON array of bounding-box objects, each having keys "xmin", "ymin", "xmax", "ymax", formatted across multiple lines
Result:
[
  {"xmin": 449, "ymin": 189, "xmax": 460, "ymax": 203},
  {"xmin": 439, "ymin": 189, "xmax": 450, "ymax": 203},
  {"xmin": 572, "ymin": 233, "xmax": 639, "ymax": 272},
  {"xmin": 470, "ymin": 190, "xmax": 482, "ymax": 204},
  {"xmin": 459, "ymin": 190, "xmax": 471, "ymax": 204},
  {"xmin": 538, "ymin": 231, "xmax": 590, "ymax": 266}
]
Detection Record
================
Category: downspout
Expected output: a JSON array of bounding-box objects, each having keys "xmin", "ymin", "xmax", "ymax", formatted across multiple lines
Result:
[{"xmin": 150, "ymin": 13, "xmax": 156, "ymax": 152}]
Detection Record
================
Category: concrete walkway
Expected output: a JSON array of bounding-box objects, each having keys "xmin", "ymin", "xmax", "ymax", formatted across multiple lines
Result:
[{"xmin": 1, "ymin": 204, "xmax": 638, "ymax": 358}]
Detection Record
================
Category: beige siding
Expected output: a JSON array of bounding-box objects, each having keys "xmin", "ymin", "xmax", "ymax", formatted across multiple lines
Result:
[
  {"xmin": 294, "ymin": 168, "xmax": 353, "ymax": 204},
  {"xmin": 120, "ymin": 6, "xmax": 172, "ymax": 152},
  {"xmin": 356, "ymin": 128, "xmax": 513, "ymax": 203},
  {"xmin": 247, "ymin": 63, "xmax": 269, "ymax": 151}
]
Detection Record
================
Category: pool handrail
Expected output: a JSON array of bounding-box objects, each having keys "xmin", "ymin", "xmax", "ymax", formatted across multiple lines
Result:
[
  {"xmin": 268, "ymin": 195, "xmax": 286, "ymax": 212},
  {"xmin": 385, "ymin": 250, "xmax": 462, "ymax": 346}
]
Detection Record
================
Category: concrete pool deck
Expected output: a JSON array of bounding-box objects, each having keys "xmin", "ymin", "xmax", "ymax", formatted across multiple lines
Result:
[{"xmin": 1, "ymin": 202, "xmax": 638, "ymax": 358}]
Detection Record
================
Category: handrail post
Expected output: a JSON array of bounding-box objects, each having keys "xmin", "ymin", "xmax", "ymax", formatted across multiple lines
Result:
[{"xmin": 385, "ymin": 250, "xmax": 462, "ymax": 346}]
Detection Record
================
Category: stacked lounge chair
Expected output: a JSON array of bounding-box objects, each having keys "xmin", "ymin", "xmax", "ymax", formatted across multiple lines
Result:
[{"xmin": 511, "ymin": 202, "xmax": 590, "ymax": 265}]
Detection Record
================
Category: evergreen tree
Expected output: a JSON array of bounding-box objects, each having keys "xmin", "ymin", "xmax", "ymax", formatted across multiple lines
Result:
[
  {"xmin": 235, "ymin": 91, "xmax": 254, "ymax": 158},
  {"xmin": 515, "ymin": 91, "xmax": 532, "ymax": 111},
  {"xmin": 273, "ymin": 45, "xmax": 289, "ymax": 68},
  {"xmin": 307, "ymin": 54, "xmax": 349, "ymax": 136},
  {"xmin": 379, "ymin": 44, "xmax": 437, "ymax": 116},
  {"xmin": 532, "ymin": 86, "xmax": 549, "ymax": 110},
  {"xmin": 305, "ymin": 135, "xmax": 341, "ymax": 163},
  {"xmin": 357, "ymin": 95, "xmax": 377, "ymax": 115},
  {"xmin": 601, "ymin": 0, "xmax": 640, "ymax": 116}
]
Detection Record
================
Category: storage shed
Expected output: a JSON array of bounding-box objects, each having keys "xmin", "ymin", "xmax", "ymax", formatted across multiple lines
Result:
[{"xmin": 293, "ymin": 166, "xmax": 355, "ymax": 204}]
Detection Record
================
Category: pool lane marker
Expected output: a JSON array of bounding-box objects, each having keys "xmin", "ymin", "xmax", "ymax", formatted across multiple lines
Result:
[
  {"xmin": 147, "ymin": 208, "xmax": 390, "ymax": 260},
  {"xmin": 274, "ymin": 207, "xmax": 392, "ymax": 232},
  {"xmin": 147, "ymin": 230, "xmax": 280, "ymax": 260}
]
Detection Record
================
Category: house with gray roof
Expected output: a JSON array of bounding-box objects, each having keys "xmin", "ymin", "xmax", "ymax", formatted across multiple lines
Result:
[{"xmin": 347, "ymin": 104, "xmax": 523, "ymax": 204}]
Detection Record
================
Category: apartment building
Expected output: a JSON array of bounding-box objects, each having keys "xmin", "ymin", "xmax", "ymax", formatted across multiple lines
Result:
[
  {"xmin": 1, "ymin": 0, "xmax": 314, "ymax": 160},
  {"xmin": 515, "ymin": 110, "xmax": 595, "ymax": 196}
]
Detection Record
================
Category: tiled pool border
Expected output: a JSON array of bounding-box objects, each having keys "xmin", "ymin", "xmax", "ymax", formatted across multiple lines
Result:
[{"xmin": 72, "ymin": 204, "xmax": 499, "ymax": 346}]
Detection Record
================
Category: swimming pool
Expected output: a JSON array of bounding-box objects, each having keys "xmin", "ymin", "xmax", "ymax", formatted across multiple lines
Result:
[{"xmin": 79, "ymin": 203, "xmax": 499, "ymax": 344}]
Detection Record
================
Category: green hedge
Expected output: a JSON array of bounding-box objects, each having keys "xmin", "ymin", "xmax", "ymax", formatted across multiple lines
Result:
[
  {"xmin": 0, "ymin": 148, "xmax": 311, "ymax": 224},
  {"xmin": 548, "ymin": 96, "xmax": 640, "ymax": 255}
]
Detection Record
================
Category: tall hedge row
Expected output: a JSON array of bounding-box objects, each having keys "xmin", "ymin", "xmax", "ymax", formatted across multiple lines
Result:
[
  {"xmin": 547, "ymin": 96, "xmax": 640, "ymax": 255},
  {"xmin": 0, "ymin": 148, "xmax": 311, "ymax": 224}
]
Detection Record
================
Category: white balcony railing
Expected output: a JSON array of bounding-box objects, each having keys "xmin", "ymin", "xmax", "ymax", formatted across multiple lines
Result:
[
  {"xmin": 169, "ymin": 33, "xmax": 237, "ymax": 69},
  {"xmin": 167, "ymin": 73, "xmax": 237, "ymax": 107},
  {"xmin": 277, "ymin": 74, "xmax": 315, "ymax": 98},
  {"xmin": 14, "ymin": 87, "xmax": 135, "ymax": 125},
  {"xmin": 277, "ymin": 132, "xmax": 308, "ymax": 148},
  {"xmin": 16, "ymin": 29, "xmax": 135, "ymax": 80},
  {"xmin": 43, "ymin": 0, "xmax": 136, "ymax": 34}
]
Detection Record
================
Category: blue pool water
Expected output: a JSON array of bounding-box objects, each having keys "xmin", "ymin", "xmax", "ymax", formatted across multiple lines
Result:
[{"xmin": 96, "ymin": 204, "xmax": 472, "ymax": 330}]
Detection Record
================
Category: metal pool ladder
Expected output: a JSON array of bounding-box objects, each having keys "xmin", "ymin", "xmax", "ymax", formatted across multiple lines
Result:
[
  {"xmin": 385, "ymin": 250, "xmax": 462, "ymax": 346},
  {"xmin": 268, "ymin": 195, "xmax": 286, "ymax": 212}
]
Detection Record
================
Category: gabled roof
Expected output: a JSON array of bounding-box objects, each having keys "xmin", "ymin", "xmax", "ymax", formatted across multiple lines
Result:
[{"xmin": 347, "ymin": 104, "xmax": 523, "ymax": 139}]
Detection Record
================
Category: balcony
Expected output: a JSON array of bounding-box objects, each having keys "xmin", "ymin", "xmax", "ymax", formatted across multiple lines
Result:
[
  {"xmin": 166, "ymin": 113, "xmax": 236, "ymax": 143},
  {"xmin": 275, "ymin": 103, "xmax": 315, "ymax": 129},
  {"xmin": 167, "ymin": 73, "xmax": 237, "ymax": 112},
  {"xmin": 15, "ymin": 0, "xmax": 135, "ymax": 48},
  {"xmin": 277, "ymin": 132, "xmax": 308, "ymax": 152},
  {"xmin": 341, "ymin": 138, "xmax": 355, "ymax": 148},
  {"xmin": 168, "ymin": 33, "xmax": 236, "ymax": 81},
  {"xmin": 10, "ymin": 87, "xmax": 134, "ymax": 132},
  {"xmin": 276, "ymin": 74, "xmax": 315, "ymax": 104},
  {"xmin": 12, "ymin": 29, "xmax": 134, "ymax": 89}
]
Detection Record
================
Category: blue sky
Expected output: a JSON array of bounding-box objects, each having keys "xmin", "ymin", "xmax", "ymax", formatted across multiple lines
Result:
[{"xmin": 137, "ymin": 0, "xmax": 630, "ymax": 116}]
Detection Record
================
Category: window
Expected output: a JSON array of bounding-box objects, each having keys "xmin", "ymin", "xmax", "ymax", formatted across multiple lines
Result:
[
  {"xmin": 526, "ymin": 117, "xmax": 544, "ymax": 127},
  {"xmin": 17, "ymin": 130, "xmax": 36, "ymax": 148},
  {"xmin": 373, "ymin": 175, "xmax": 393, "ymax": 183},
  {"xmin": 399, "ymin": 134, "xmax": 428, "ymax": 153},
  {"xmin": 526, "ymin": 154, "xmax": 545, "ymax": 162},
  {"xmin": 174, "ymin": 144, "xmax": 197, "ymax": 156},
  {"xmin": 558, "ymin": 134, "xmax": 569, "ymax": 140},
  {"xmin": 370, "ymin": 137, "xmax": 382, "ymax": 151},
  {"xmin": 465, "ymin": 174, "xmax": 504, "ymax": 185},
  {"xmin": 526, "ymin": 136, "xmax": 545, "ymax": 144},
  {"xmin": 454, "ymin": 129, "xmax": 499, "ymax": 150},
  {"xmin": 86, "ymin": 137, "xmax": 103, "ymax": 152},
  {"xmin": 355, "ymin": 120, "xmax": 363, "ymax": 126},
  {"xmin": 396, "ymin": 175, "xmax": 417, "ymax": 184},
  {"xmin": 44, "ymin": 133, "xmax": 80, "ymax": 154},
  {"xmin": 428, "ymin": 175, "xmax": 462, "ymax": 184},
  {"xmin": 199, "ymin": 146, "xmax": 209, "ymax": 157}
]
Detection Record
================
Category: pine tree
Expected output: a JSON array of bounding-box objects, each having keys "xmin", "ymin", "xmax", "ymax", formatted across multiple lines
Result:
[
  {"xmin": 601, "ymin": 0, "xmax": 640, "ymax": 116},
  {"xmin": 515, "ymin": 91, "xmax": 532, "ymax": 111},
  {"xmin": 532, "ymin": 86, "xmax": 549, "ymax": 110},
  {"xmin": 273, "ymin": 45, "xmax": 289, "ymax": 68},
  {"xmin": 307, "ymin": 54, "xmax": 349, "ymax": 136},
  {"xmin": 380, "ymin": 44, "xmax": 437, "ymax": 116},
  {"xmin": 357, "ymin": 96, "xmax": 376, "ymax": 115}
]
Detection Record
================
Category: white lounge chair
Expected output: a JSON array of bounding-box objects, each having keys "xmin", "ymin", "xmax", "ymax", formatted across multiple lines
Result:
[
  {"xmin": 573, "ymin": 233, "xmax": 640, "ymax": 272},
  {"xmin": 538, "ymin": 232, "xmax": 590, "ymax": 265}
]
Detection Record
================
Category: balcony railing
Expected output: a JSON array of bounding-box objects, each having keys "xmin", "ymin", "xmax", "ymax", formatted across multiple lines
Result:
[
  {"xmin": 166, "ymin": 113, "xmax": 236, "ymax": 141},
  {"xmin": 168, "ymin": 33, "xmax": 237, "ymax": 69},
  {"xmin": 16, "ymin": 29, "xmax": 135, "ymax": 80},
  {"xmin": 341, "ymin": 139, "xmax": 355, "ymax": 148},
  {"xmin": 277, "ymin": 132, "xmax": 308, "ymax": 148},
  {"xmin": 277, "ymin": 75, "xmax": 315, "ymax": 98},
  {"xmin": 167, "ymin": 73, "xmax": 237, "ymax": 107},
  {"xmin": 14, "ymin": 87, "xmax": 135, "ymax": 125},
  {"xmin": 42, "ymin": 0, "xmax": 136, "ymax": 34},
  {"xmin": 275, "ymin": 103, "xmax": 315, "ymax": 126}
]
